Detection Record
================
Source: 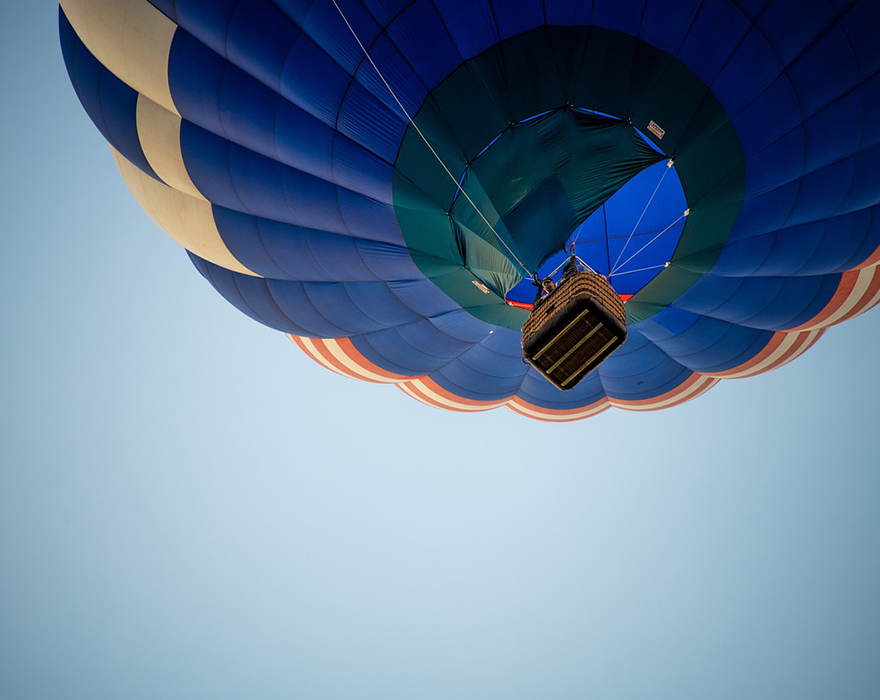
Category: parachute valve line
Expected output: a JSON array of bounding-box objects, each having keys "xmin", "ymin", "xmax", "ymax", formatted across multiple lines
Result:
[
  {"xmin": 610, "ymin": 158, "xmax": 673, "ymax": 274},
  {"xmin": 610, "ymin": 210, "xmax": 688, "ymax": 278},
  {"xmin": 329, "ymin": 0, "xmax": 533, "ymax": 278}
]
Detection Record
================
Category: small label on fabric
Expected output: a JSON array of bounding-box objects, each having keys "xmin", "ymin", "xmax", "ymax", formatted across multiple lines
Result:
[
  {"xmin": 647, "ymin": 121, "xmax": 665, "ymax": 139},
  {"xmin": 472, "ymin": 280, "xmax": 491, "ymax": 294}
]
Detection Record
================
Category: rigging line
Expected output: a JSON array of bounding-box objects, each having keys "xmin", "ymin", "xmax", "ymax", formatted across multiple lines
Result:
[
  {"xmin": 545, "ymin": 256, "xmax": 570, "ymax": 279},
  {"xmin": 329, "ymin": 0, "xmax": 533, "ymax": 277},
  {"xmin": 575, "ymin": 255, "xmax": 597, "ymax": 274},
  {"xmin": 531, "ymin": 251, "xmax": 598, "ymax": 284},
  {"xmin": 610, "ymin": 158, "xmax": 673, "ymax": 273},
  {"xmin": 602, "ymin": 205, "xmax": 610, "ymax": 273},
  {"xmin": 542, "ymin": 252, "xmax": 597, "ymax": 281},
  {"xmin": 608, "ymin": 263, "xmax": 667, "ymax": 278},
  {"xmin": 610, "ymin": 210, "xmax": 688, "ymax": 277}
]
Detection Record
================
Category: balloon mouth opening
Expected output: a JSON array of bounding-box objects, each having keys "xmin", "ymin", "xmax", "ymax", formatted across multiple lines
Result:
[
  {"xmin": 445, "ymin": 106, "xmax": 687, "ymax": 308},
  {"xmin": 501, "ymin": 160, "xmax": 687, "ymax": 308},
  {"xmin": 392, "ymin": 25, "xmax": 744, "ymax": 331}
]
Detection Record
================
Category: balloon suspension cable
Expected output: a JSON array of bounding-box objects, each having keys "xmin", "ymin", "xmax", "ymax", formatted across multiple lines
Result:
[
  {"xmin": 576, "ymin": 256, "xmax": 598, "ymax": 274},
  {"xmin": 544, "ymin": 252, "xmax": 597, "ymax": 280},
  {"xmin": 609, "ymin": 158, "xmax": 673, "ymax": 274},
  {"xmin": 329, "ymin": 0, "xmax": 533, "ymax": 278},
  {"xmin": 609, "ymin": 209, "xmax": 689, "ymax": 278},
  {"xmin": 545, "ymin": 257, "xmax": 571, "ymax": 279}
]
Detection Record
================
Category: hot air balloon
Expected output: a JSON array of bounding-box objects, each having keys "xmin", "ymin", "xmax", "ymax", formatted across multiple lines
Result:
[{"xmin": 60, "ymin": 0, "xmax": 880, "ymax": 420}]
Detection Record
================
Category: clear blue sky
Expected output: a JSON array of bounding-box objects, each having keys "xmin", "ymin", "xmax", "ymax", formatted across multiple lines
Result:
[{"xmin": 2, "ymin": 4, "xmax": 879, "ymax": 699}]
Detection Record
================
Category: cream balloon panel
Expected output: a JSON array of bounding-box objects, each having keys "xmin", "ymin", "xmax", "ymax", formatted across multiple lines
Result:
[{"xmin": 61, "ymin": 0, "xmax": 262, "ymax": 276}]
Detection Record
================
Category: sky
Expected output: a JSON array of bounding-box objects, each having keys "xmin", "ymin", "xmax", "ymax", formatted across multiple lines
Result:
[{"xmin": 2, "ymin": 4, "xmax": 879, "ymax": 700}]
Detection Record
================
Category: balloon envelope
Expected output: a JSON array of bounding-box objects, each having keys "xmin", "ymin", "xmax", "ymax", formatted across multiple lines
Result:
[{"xmin": 60, "ymin": 0, "xmax": 880, "ymax": 420}]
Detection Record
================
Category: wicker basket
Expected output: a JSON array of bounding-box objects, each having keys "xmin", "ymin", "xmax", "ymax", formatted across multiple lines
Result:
[{"xmin": 522, "ymin": 271, "xmax": 627, "ymax": 390}]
